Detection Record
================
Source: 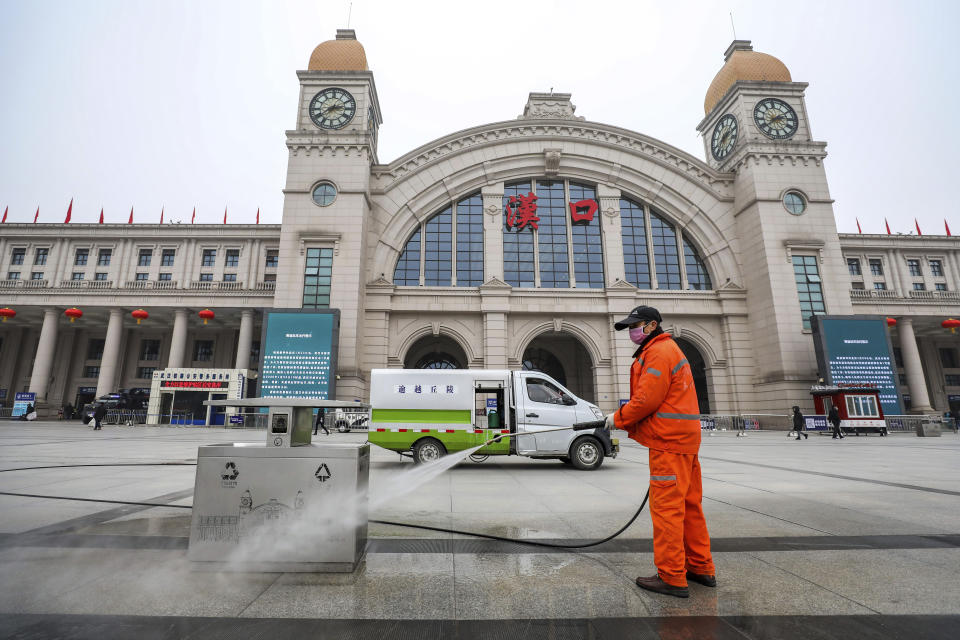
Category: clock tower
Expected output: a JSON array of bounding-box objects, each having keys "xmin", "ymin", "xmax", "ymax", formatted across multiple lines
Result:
[
  {"xmin": 273, "ymin": 29, "xmax": 382, "ymax": 400},
  {"xmin": 696, "ymin": 40, "xmax": 853, "ymax": 410}
]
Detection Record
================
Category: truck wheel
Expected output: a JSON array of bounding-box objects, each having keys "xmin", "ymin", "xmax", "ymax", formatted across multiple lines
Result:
[
  {"xmin": 413, "ymin": 438, "xmax": 446, "ymax": 464},
  {"xmin": 569, "ymin": 436, "xmax": 604, "ymax": 471}
]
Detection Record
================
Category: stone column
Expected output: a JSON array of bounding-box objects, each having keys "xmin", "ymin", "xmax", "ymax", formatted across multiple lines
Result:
[
  {"xmin": 235, "ymin": 309, "xmax": 254, "ymax": 369},
  {"xmin": 96, "ymin": 309, "xmax": 124, "ymax": 398},
  {"xmin": 168, "ymin": 309, "xmax": 188, "ymax": 368},
  {"xmin": 481, "ymin": 184, "xmax": 505, "ymax": 282},
  {"xmin": 898, "ymin": 317, "xmax": 933, "ymax": 412},
  {"xmin": 28, "ymin": 308, "xmax": 60, "ymax": 402},
  {"xmin": 597, "ymin": 185, "xmax": 624, "ymax": 286}
]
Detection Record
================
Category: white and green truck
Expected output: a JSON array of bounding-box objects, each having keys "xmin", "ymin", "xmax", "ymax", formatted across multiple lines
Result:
[{"xmin": 367, "ymin": 369, "xmax": 618, "ymax": 470}]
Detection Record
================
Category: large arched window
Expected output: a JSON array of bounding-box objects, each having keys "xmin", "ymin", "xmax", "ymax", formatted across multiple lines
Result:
[
  {"xmin": 393, "ymin": 192, "xmax": 484, "ymax": 286},
  {"xmin": 620, "ymin": 196, "xmax": 713, "ymax": 291},
  {"xmin": 502, "ymin": 179, "xmax": 605, "ymax": 288}
]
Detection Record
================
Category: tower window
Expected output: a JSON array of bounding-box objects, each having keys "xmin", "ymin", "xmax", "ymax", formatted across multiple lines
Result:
[
  {"xmin": 312, "ymin": 182, "xmax": 337, "ymax": 207},
  {"xmin": 783, "ymin": 191, "xmax": 806, "ymax": 215},
  {"xmin": 302, "ymin": 247, "xmax": 333, "ymax": 309},
  {"xmin": 793, "ymin": 255, "xmax": 825, "ymax": 329}
]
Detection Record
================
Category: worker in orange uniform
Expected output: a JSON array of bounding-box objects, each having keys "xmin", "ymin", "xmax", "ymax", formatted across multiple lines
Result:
[{"xmin": 605, "ymin": 305, "xmax": 716, "ymax": 598}]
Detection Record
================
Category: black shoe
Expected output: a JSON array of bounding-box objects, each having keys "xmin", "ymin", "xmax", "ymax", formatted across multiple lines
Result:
[
  {"xmin": 686, "ymin": 571, "xmax": 717, "ymax": 587},
  {"xmin": 804, "ymin": 434, "xmax": 808, "ymax": 439},
  {"xmin": 635, "ymin": 574, "xmax": 689, "ymax": 598},
  {"xmin": 795, "ymin": 437, "xmax": 801, "ymax": 440}
]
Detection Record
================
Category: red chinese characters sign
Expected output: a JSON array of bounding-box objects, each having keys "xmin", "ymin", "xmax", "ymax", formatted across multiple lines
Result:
[
  {"xmin": 569, "ymin": 199, "xmax": 598, "ymax": 223},
  {"xmin": 161, "ymin": 380, "xmax": 229, "ymax": 390},
  {"xmin": 505, "ymin": 192, "xmax": 539, "ymax": 231}
]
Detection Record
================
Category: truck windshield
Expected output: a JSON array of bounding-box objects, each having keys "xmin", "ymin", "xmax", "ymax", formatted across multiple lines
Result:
[{"xmin": 526, "ymin": 378, "xmax": 566, "ymax": 405}]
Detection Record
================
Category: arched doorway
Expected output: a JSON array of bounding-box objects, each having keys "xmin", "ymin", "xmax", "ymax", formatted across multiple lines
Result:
[
  {"xmin": 404, "ymin": 334, "xmax": 468, "ymax": 369},
  {"xmin": 522, "ymin": 332, "xmax": 595, "ymax": 402},
  {"xmin": 674, "ymin": 338, "xmax": 710, "ymax": 414}
]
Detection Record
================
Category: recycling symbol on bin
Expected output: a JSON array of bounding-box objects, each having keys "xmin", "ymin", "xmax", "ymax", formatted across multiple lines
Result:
[
  {"xmin": 221, "ymin": 461, "xmax": 239, "ymax": 481},
  {"xmin": 314, "ymin": 463, "xmax": 332, "ymax": 483}
]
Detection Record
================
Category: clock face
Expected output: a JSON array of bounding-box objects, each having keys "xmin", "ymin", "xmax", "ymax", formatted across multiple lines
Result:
[
  {"xmin": 753, "ymin": 98, "xmax": 798, "ymax": 139},
  {"xmin": 309, "ymin": 88, "xmax": 356, "ymax": 130},
  {"xmin": 710, "ymin": 114, "xmax": 738, "ymax": 160}
]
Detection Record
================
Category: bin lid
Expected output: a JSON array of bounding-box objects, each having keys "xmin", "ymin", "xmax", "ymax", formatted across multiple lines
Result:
[{"xmin": 197, "ymin": 442, "xmax": 369, "ymax": 459}]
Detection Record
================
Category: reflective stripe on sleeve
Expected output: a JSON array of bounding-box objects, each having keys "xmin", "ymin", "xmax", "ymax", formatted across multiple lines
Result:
[
  {"xmin": 646, "ymin": 368, "xmax": 662, "ymax": 377},
  {"xmin": 650, "ymin": 475, "xmax": 676, "ymax": 481},
  {"xmin": 656, "ymin": 412, "xmax": 701, "ymax": 420},
  {"xmin": 671, "ymin": 359, "xmax": 689, "ymax": 375}
]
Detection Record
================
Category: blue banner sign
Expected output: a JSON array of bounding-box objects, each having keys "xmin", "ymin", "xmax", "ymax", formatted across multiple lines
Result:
[
  {"xmin": 13, "ymin": 392, "xmax": 36, "ymax": 418},
  {"xmin": 812, "ymin": 316, "xmax": 903, "ymax": 416},
  {"xmin": 229, "ymin": 415, "xmax": 245, "ymax": 424},
  {"xmin": 804, "ymin": 415, "xmax": 828, "ymax": 431},
  {"xmin": 259, "ymin": 309, "xmax": 339, "ymax": 400}
]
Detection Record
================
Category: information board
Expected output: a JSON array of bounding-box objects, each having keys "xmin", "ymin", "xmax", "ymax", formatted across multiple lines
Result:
[
  {"xmin": 812, "ymin": 316, "xmax": 903, "ymax": 415},
  {"xmin": 12, "ymin": 392, "xmax": 36, "ymax": 418},
  {"xmin": 259, "ymin": 309, "xmax": 339, "ymax": 400}
]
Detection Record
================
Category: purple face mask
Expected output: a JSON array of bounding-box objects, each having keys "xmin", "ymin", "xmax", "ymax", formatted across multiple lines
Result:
[{"xmin": 629, "ymin": 325, "xmax": 650, "ymax": 345}]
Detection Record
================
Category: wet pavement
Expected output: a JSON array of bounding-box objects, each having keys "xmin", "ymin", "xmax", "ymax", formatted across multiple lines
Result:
[{"xmin": 1, "ymin": 422, "xmax": 958, "ymax": 638}]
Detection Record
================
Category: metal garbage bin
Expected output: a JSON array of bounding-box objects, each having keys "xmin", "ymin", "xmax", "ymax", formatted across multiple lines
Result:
[
  {"xmin": 188, "ymin": 441, "xmax": 370, "ymax": 572},
  {"xmin": 916, "ymin": 416, "xmax": 942, "ymax": 438}
]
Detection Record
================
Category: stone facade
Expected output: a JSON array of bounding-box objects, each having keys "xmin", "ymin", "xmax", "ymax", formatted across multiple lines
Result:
[{"xmin": 1, "ymin": 35, "xmax": 959, "ymax": 419}]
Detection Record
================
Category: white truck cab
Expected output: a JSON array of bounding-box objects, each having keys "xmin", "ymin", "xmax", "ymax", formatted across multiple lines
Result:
[{"xmin": 367, "ymin": 369, "xmax": 618, "ymax": 470}]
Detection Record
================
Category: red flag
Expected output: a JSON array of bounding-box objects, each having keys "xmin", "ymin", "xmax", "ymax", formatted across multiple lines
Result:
[
  {"xmin": 1, "ymin": 206, "xmax": 7, "ymax": 223},
  {"xmin": 856, "ymin": 218, "xmax": 862, "ymax": 234},
  {"xmin": 99, "ymin": 208, "xmax": 104, "ymax": 224},
  {"xmin": 946, "ymin": 219, "xmax": 952, "ymax": 237},
  {"xmin": 64, "ymin": 198, "xmax": 73, "ymax": 223},
  {"xmin": 885, "ymin": 218, "xmax": 891, "ymax": 235},
  {"xmin": 160, "ymin": 207, "xmax": 164, "ymax": 224},
  {"xmin": 128, "ymin": 207, "xmax": 134, "ymax": 224},
  {"xmin": 191, "ymin": 207, "xmax": 196, "ymax": 224},
  {"xmin": 915, "ymin": 218, "xmax": 922, "ymax": 236},
  {"xmin": 256, "ymin": 208, "xmax": 259, "ymax": 224},
  {"xmin": 223, "ymin": 206, "xmax": 227, "ymax": 224},
  {"xmin": 34, "ymin": 207, "xmax": 39, "ymax": 223}
]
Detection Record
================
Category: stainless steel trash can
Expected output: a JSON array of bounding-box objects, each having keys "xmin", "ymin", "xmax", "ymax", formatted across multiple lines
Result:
[{"xmin": 188, "ymin": 442, "xmax": 369, "ymax": 572}]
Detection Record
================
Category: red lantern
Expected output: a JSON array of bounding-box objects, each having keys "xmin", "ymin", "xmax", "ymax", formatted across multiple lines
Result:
[
  {"xmin": 132, "ymin": 309, "xmax": 149, "ymax": 325},
  {"xmin": 198, "ymin": 309, "xmax": 215, "ymax": 325},
  {"xmin": 0, "ymin": 308, "xmax": 15, "ymax": 323},
  {"xmin": 64, "ymin": 308, "xmax": 83, "ymax": 323},
  {"xmin": 886, "ymin": 318, "xmax": 897, "ymax": 327},
  {"xmin": 942, "ymin": 318, "xmax": 960, "ymax": 334}
]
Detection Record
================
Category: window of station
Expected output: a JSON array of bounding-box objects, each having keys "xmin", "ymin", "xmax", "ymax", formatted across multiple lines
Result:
[
  {"xmin": 394, "ymin": 191, "xmax": 485, "ymax": 287},
  {"xmin": 199, "ymin": 273, "xmax": 213, "ymax": 282},
  {"xmin": 874, "ymin": 282, "xmax": 887, "ymax": 290},
  {"xmin": 414, "ymin": 352, "xmax": 461, "ymax": 369},
  {"xmin": 72, "ymin": 272, "xmax": 84, "ymax": 281},
  {"xmin": 907, "ymin": 259, "xmax": 922, "ymax": 277},
  {"xmin": 845, "ymin": 395, "xmax": 879, "ymax": 417},
  {"xmin": 83, "ymin": 365, "xmax": 101, "ymax": 378},
  {"xmin": 535, "ymin": 181, "xmax": 570, "ymax": 287},
  {"xmin": 223, "ymin": 273, "xmax": 237, "ymax": 282},
  {"xmin": 792, "ymin": 255, "xmax": 825, "ymax": 330},
  {"xmin": 869, "ymin": 259, "xmax": 883, "ymax": 276},
  {"xmin": 31, "ymin": 272, "xmax": 44, "ymax": 280},
  {"xmin": 11, "ymin": 248, "xmax": 25, "ymax": 265},
  {"xmin": 684, "ymin": 238, "xmax": 712, "ymax": 290},
  {"xmin": 192, "ymin": 340, "xmax": 214, "ymax": 362},
  {"xmin": 138, "ymin": 249, "xmax": 152, "ymax": 267},
  {"xmin": 930, "ymin": 260, "xmax": 944, "ymax": 277},
  {"xmin": 75, "ymin": 249, "xmax": 89, "ymax": 266},
  {"xmin": 502, "ymin": 182, "xmax": 535, "ymax": 287},
  {"xmin": 946, "ymin": 374, "xmax": 960, "ymax": 387},
  {"xmin": 622, "ymin": 196, "xmax": 711, "ymax": 290},
  {"xmin": 225, "ymin": 249, "xmax": 240, "ymax": 268},
  {"xmin": 159, "ymin": 273, "xmax": 172, "ymax": 281},
  {"xmin": 940, "ymin": 348, "xmax": 958, "ymax": 369},
  {"xmin": 97, "ymin": 249, "xmax": 112, "ymax": 266},
  {"xmin": 140, "ymin": 339, "xmax": 161, "ymax": 361},
  {"xmin": 136, "ymin": 367, "xmax": 156, "ymax": 379},
  {"xmin": 913, "ymin": 282, "xmax": 925, "ymax": 291},
  {"xmin": 7, "ymin": 272, "xmax": 20, "ymax": 280},
  {"xmin": 936, "ymin": 283, "xmax": 948, "ymax": 291},
  {"xmin": 135, "ymin": 273, "xmax": 149, "ymax": 281},
  {"xmin": 161, "ymin": 249, "xmax": 176, "ymax": 266},
  {"xmin": 651, "ymin": 214, "xmax": 682, "ymax": 289},
  {"xmin": 620, "ymin": 198, "xmax": 650, "ymax": 288},
  {"xmin": 34, "ymin": 248, "xmax": 48, "ymax": 265},
  {"xmin": 201, "ymin": 249, "xmax": 216, "ymax": 267},
  {"xmin": 265, "ymin": 249, "xmax": 279, "ymax": 268},
  {"xmin": 302, "ymin": 247, "xmax": 333, "ymax": 309},
  {"xmin": 847, "ymin": 258, "xmax": 861, "ymax": 275},
  {"xmin": 87, "ymin": 339, "xmax": 105, "ymax": 360},
  {"xmin": 569, "ymin": 183, "xmax": 604, "ymax": 288}
]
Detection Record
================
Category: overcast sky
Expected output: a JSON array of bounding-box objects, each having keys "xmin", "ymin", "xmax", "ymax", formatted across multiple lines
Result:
[{"xmin": 0, "ymin": 0, "xmax": 957, "ymax": 234}]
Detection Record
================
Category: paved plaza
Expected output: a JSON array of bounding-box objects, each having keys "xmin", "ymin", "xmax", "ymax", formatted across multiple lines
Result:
[{"xmin": 0, "ymin": 422, "xmax": 958, "ymax": 638}]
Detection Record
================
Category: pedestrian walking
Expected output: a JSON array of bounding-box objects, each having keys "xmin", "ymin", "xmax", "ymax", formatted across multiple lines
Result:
[
  {"xmin": 314, "ymin": 408, "xmax": 329, "ymax": 436},
  {"xmin": 792, "ymin": 406, "xmax": 808, "ymax": 440},
  {"xmin": 828, "ymin": 405, "xmax": 844, "ymax": 439},
  {"xmin": 92, "ymin": 402, "xmax": 107, "ymax": 431},
  {"xmin": 606, "ymin": 305, "xmax": 715, "ymax": 598}
]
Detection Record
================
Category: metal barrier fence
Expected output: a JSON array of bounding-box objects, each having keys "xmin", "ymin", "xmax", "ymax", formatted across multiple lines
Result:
[
  {"xmin": 699, "ymin": 415, "xmax": 758, "ymax": 431},
  {"xmin": 105, "ymin": 410, "xmax": 148, "ymax": 425}
]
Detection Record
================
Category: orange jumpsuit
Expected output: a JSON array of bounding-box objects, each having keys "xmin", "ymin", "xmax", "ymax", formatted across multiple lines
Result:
[{"xmin": 614, "ymin": 332, "xmax": 715, "ymax": 587}]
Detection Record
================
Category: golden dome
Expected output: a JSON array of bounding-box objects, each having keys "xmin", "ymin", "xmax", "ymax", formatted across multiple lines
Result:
[
  {"xmin": 704, "ymin": 41, "xmax": 791, "ymax": 115},
  {"xmin": 308, "ymin": 29, "xmax": 368, "ymax": 71}
]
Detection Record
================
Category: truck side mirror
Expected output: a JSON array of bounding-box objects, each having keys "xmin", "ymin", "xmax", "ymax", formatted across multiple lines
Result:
[{"xmin": 561, "ymin": 394, "xmax": 577, "ymax": 406}]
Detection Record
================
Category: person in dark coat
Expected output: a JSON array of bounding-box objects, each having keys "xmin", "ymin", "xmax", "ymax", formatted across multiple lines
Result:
[
  {"xmin": 92, "ymin": 403, "xmax": 107, "ymax": 431},
  {"xmin": 313, "ymin": 408, "xmax": 329, "ymax": 436},
  {"xmin": 828, "ymin": 405, "xmax": 844, "ymax": 439},
  {"xmin": 792, "ymin": 406, "xmax": 808, "ymax": 440}
]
